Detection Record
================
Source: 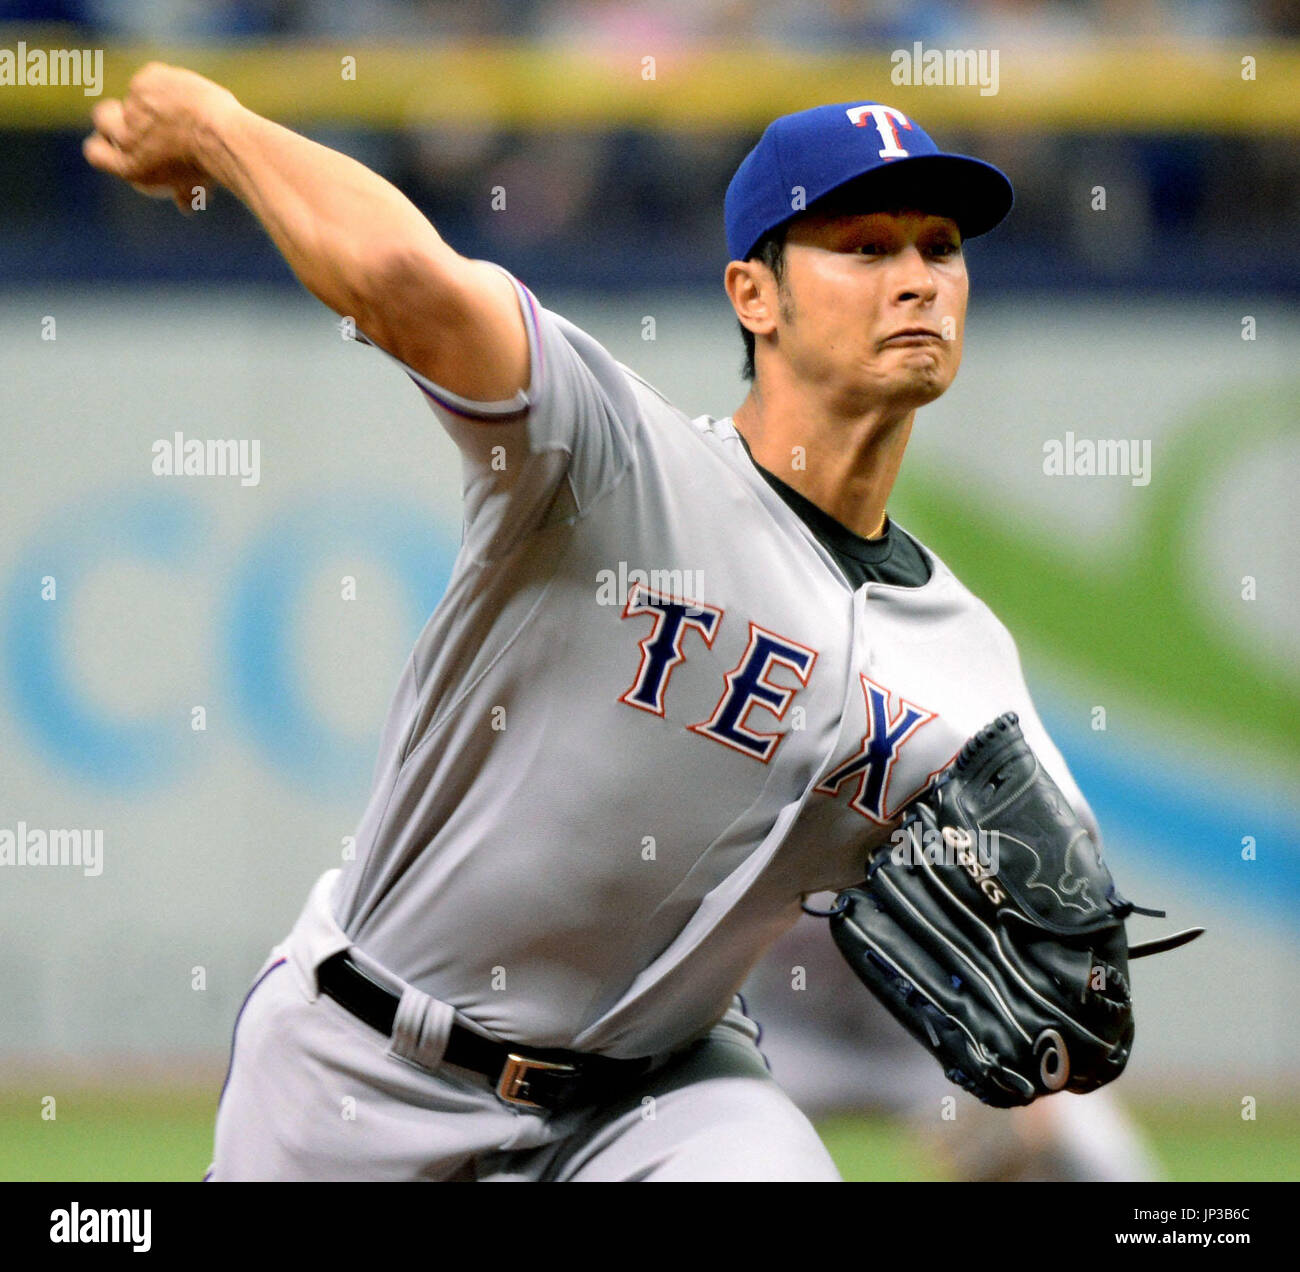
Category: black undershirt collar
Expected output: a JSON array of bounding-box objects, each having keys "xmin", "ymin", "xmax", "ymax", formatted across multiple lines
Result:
[{"xmin": 734, "ymin": 427, "xmax": 932, "ymax": 590}]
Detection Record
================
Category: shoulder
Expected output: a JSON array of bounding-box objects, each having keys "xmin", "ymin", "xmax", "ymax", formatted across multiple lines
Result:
[
  {"xmin": 609, "ymin": 358, "xmax": 754, "ymax": 471},
  {"xmin": 893, "ymin": 527, "xmax": 1018, "ymax": 641},
  {"xmin": 521, "ymin": 281, "xmax": 726, "ymax": 447}
]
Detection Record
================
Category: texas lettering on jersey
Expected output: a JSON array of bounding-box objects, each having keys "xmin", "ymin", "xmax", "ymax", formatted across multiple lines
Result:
[
  {"xmin": 617, "ymin": 583, "xmax": 947, "ymax": 818},
  {"xmin": 814, "ymin": 676, "xmax": 949, "ymax": 823}
]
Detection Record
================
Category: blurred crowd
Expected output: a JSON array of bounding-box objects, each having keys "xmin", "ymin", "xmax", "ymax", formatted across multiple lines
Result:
[
  {"xmin": 4, "ymin": 0, "xmax": 1300, "ymax": 41},
  {"xmin": 1, "ymin": 1, "xmax": 1297, "ymax": 292}
]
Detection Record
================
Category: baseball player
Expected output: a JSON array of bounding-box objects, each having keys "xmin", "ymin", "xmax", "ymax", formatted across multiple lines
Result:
[{"xmin": 86, "ymin": 66, "xmax": 1100, "ymax": 1182}]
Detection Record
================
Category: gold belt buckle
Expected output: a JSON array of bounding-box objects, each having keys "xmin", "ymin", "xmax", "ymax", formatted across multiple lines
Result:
[{"xmin": 496, "ymin": 1053, "xmax": 578, "ymax": 1109}]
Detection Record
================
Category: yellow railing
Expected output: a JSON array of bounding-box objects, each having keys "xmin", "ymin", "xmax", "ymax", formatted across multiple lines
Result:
[{"xmin": 1, "ymin": 32, "xmax": 1295, "ymax": 133}]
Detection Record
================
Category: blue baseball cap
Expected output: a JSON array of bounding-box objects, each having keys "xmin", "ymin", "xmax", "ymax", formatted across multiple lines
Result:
[{"xmin": 725, "ymin": 101, "xmax": 1014, "ymax": 262}]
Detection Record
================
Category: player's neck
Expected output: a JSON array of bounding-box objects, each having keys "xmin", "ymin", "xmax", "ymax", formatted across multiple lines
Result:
[{"xmin": 732, "ymin": 386, "xmax": 915, "ymax": 540}]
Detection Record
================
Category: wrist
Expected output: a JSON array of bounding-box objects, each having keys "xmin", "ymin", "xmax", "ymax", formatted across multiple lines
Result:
[{"xmin": 189, "ymin": 86, "xmax": 245, "ymax": 185}]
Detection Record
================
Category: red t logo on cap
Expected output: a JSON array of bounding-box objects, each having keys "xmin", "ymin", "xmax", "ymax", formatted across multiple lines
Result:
[{"xmin": 845, "ymin": 104, "xmax": 913, "ymax": 160}]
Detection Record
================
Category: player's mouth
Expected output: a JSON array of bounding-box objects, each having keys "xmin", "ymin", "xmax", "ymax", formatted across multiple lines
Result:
[{"xmin": 880, "ymin": 328, "xmax": 943, "ymax": 347}]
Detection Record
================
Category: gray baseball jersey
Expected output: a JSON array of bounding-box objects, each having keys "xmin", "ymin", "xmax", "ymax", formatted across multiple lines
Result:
[{"xmin": 330, "ymin": 266, "xmax": 1096, "ymax": 1062}]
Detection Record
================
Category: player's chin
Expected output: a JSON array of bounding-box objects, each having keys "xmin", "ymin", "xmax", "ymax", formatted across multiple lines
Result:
[{"xmin": 874, "ymin": 362, "xmax": 955, "ymax": 410}]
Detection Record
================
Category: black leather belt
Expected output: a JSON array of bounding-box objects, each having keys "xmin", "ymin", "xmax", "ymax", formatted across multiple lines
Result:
[{"xmin": 316, "ymin": 950, "xmax": 653, "ymax": 1112}]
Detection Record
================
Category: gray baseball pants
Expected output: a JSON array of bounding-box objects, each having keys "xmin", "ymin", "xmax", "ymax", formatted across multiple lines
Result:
[{"xmin": 207, "ymin": 870, "xmax": 840, "ymax": 1182}]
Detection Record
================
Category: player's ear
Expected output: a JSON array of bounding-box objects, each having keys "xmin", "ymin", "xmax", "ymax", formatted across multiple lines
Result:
[{"xmin": 724, "ymin": 259, "xmax": 777, "ymax": 339}]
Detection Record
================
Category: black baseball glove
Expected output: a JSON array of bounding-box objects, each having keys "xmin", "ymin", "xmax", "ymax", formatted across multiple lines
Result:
[{"xmin": 820, "ymin": 712, "xmax": 1202, "ymax": 1108}]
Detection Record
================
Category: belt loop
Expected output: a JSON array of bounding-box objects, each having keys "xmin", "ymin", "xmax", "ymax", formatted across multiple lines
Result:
[{"xmin": 388, "ymin": 984, "xmax": 455, "ymax": 1072}]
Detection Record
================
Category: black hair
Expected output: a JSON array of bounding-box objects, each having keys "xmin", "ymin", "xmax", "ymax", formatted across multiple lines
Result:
[{"xmin": 738, "ymin": 226, "xmax": 789, "ymax": 383}]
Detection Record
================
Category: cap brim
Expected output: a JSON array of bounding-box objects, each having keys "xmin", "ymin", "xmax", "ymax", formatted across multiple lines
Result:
[{"xmin": 803, "ymin": 153, "xmax": 1014, "ymax": 240}]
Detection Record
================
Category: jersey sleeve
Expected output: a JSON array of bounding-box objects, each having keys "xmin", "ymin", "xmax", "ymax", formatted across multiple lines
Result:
[{"xmin": 358, "ymin": 265, "xmax": 641, "ymax": 560}]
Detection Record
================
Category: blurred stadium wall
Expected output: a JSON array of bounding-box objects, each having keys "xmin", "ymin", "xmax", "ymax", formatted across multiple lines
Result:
[{"xmin": 1, "ymin": 4, "xmax": 1297, "ymax": 1100}]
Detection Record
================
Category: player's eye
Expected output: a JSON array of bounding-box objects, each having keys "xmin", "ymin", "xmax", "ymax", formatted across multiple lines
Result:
[
  {"xmin": 855, "ymin": 243, "xmax": 888, "ymax": 256},
  {"xmin": 928, "ymin": 240, "xmax": 962, "ymax": 258}
]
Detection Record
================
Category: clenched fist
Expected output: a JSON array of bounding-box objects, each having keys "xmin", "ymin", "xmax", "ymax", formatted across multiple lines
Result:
[{"xmin": 83, "ymin": 62, "xmax": 241, "ymax": 212}]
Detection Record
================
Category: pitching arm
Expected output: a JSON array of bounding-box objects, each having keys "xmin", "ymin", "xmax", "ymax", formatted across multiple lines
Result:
[{"xmin": 83, "ymin": 62, "xmax": 527, "ymax": 405}]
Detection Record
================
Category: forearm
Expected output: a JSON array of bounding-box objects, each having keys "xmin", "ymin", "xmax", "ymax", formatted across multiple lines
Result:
[
  {"xmin": 86, "ymin": 63, "xmax": 528, "ymax": 397},
  {"xmin": 195, "ymin": 99, "xmax": 452, "ymax": 330}
]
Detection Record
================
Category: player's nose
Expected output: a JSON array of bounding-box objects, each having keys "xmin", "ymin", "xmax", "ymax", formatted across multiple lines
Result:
[{"xmin": 888, "ymin": 245, "xmax": 939, "ymax": 306}]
